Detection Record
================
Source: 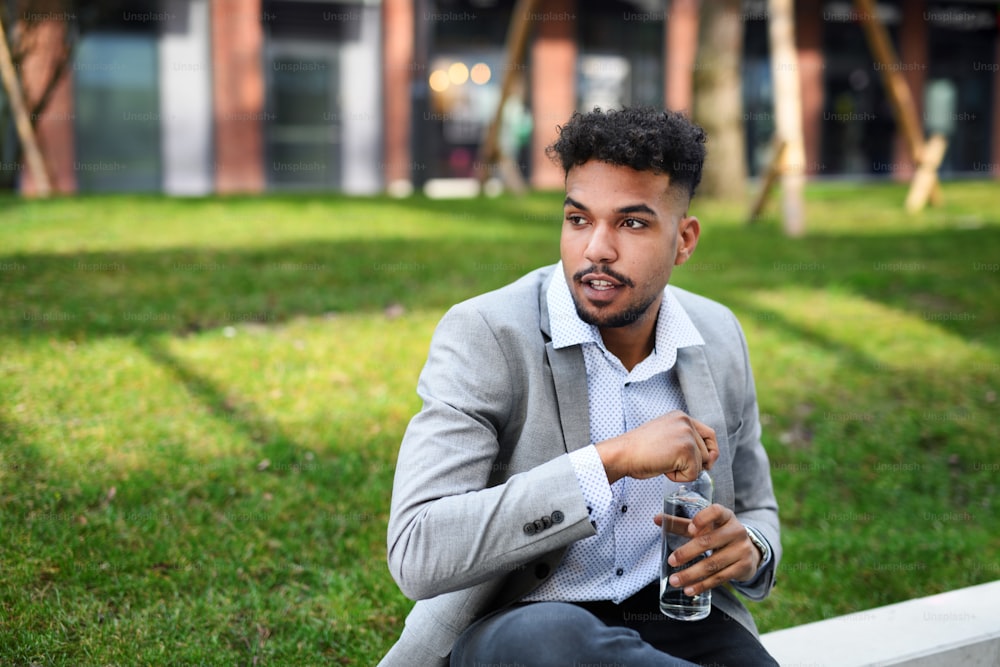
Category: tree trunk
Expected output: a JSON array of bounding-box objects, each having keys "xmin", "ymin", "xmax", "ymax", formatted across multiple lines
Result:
[
  {"xmin": 692, "ymin": 0, "xmax": 746, "ymax": 201},
  {"xmin": 769, "ymin": 0, "xmax": 806, "ymax": 235}
]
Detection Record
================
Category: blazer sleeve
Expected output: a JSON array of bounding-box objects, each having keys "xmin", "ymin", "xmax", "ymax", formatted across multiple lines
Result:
[
  {"xmin": 727, "ymin": 310, "xmax": 782, "ymax": 601},
  {"xmin": 386, "ymin": 302, "xmax": 594, "ymax": 601}
]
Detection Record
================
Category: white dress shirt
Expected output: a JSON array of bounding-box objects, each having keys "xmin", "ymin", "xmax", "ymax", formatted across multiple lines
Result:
[{"xmin": 524, "ymin": 263, "xmax": 767, "ymax": 604}]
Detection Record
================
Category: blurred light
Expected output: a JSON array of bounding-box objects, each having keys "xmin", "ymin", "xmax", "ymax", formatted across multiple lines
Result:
[
  {"xmin": 429, "ymin": 69, "xmax": 450, "ymax": 92},
  {"xmin": 849, "ymin": 69, "xmax": 870, "ymax": 91},
  {"xmin": 470, "ymin": 62, "xmax": 491, "ymax": 85},
  {"xmin": 448, "ymin": 62, "xmax": 469, "ymax": 85}
]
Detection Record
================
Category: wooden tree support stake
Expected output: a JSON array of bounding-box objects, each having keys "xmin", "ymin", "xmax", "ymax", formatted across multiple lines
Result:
[
  {"xmin": 854, "ymin": 0, "xmax": 943, "ymax": 209},
  {"xmin": 748, "ymin": 138, "xmax": 787, "ymax": 223},
  {"xmin": 476, "ymin": 0, "xmax": 538, "ymax": 195},
  {"xmin": 905, "ymin": 133, "xmax": 948, "ymax": 213},
  {"xmin": 0, "ymin": 15, "xmax": 52, "ymax": 196}
]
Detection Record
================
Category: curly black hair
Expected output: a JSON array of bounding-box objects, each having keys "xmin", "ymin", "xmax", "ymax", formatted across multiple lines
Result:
[{"xmin": 546, "ymin": 107, "xmax": 707, "ymax": 200}]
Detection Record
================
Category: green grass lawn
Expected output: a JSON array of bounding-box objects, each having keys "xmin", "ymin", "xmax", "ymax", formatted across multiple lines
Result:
[{"xmin": 1, "ymin": 182, "xmax": 999, "ymax": 665}]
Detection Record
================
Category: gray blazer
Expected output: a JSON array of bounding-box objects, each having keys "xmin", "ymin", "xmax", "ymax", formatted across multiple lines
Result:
[{"xmin": 379, "ymin": 264, "xmax": 780, "ymax": 666}]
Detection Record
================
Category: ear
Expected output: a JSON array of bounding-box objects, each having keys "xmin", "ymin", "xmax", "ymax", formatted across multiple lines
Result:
[{"xmin": 674, "ymin": 216, "xmax": 701, "ymax": 266}]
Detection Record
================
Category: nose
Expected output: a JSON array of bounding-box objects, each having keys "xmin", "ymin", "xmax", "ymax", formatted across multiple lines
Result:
[{"xmin": 584, "ymin": 222, "xmax": 618, "ymax": 266}]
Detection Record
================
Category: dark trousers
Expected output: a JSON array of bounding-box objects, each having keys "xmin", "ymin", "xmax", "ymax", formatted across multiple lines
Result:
[{"xmin": 451, "ymin": 582, "xmax": 779, "ymax": 667}]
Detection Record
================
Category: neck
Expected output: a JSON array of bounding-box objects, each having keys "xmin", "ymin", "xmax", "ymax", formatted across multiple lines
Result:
[{"xmin": 599, "ymin": 316, "xmax": 658, "ymax": 372}]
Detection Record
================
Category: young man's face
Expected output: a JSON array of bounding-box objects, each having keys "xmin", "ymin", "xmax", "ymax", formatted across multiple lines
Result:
[{"xmin": 560, "ymin": 160, "xmax": 699, "ymax": 332}]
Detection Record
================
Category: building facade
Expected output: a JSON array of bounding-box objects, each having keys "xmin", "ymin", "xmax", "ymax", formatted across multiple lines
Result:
[{"xmin": 7, "ymin": 0, "xmax": 1000, "ymax": 195}]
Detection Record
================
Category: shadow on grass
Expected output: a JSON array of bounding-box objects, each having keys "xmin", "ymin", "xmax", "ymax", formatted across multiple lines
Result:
[
  {"xmin": 137, "ymin": 335, "xmax": 301, "ymax": 450},
  {"xmin": 2, "ymin": 226, "xmax": 998, "ymax": 347},
  {"xmin": 1, "ymin": 237, "xmax": 554, "ymax": 339}
]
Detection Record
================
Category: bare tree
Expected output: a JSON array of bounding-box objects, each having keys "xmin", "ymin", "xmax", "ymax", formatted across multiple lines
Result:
[{"xmin": 692, "ymin": 0, "xmax": 746, "ymax": 201}]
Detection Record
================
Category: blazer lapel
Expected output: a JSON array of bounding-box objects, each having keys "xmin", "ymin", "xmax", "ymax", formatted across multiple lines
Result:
[
  {"xmin": 675, "ymin": 346, "xmax": 726, "ymax": 433},
  {"xmin": 545, "ymin": 342, "xmax": 590, "ymax": 452},
  {"xmin": 539, "ymin": 271, "xmax": 591, "ymax": 453},
  {"xmin": 675, "ymin": 345, "xmax": 735, "ymax": 502}
]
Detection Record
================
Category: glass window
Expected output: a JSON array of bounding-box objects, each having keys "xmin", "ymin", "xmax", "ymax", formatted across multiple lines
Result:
[
  {"xmin": 742, "ymin": 14, "xmax": 774, "ymax": 177},
  {"xmin": 263, "ymin": 1, "xmax": 380, "ymax": 191},
  {"xmin": 0, "ymin": 82, "xmax": 16, "ymax": 190},
  {"xmin": 924, "ymin": 3, "xmax": 997, "ymax": 175},
  {"xmin": 419, "ymin": 0, "xmax": 514, "ymax": 182},
  {"xmin": 577, "ymin": 1, "xmax": 664, "ymax": 110},
  {"xmin": 820, "ymin": 1, "xmax": 902, "ymax": 176},
  {"xmin": 73, "ymin": 33, "xmax": 162, "ymax": 191},
  {"xmin": 266, "ymin": 49, "xmax": 340, "ymax": 189}
]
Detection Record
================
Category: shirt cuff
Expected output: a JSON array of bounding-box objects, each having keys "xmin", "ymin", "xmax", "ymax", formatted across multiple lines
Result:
[{"xmin": 567, "ymin": 445, "xmax": 614, "ymax": 521}]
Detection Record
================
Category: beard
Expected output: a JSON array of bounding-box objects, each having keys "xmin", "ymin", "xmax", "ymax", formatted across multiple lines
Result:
[
  {"xmin": 569, "ymin": 264, "xmax": 659, "ymax": 329},
  {"xmin": 571, "ymin": 291, "xmax": 660, "ymax": 329}
]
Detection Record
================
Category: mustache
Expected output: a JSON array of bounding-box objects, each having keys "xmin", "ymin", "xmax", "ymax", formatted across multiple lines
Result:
[{"xmin": 572, "ymin": 265, "xmax": 635, "ymax": 288}]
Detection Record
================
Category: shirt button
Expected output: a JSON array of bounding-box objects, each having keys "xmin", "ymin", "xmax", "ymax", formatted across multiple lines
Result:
[
  {"xmin": 615, "ymin": 568, "xmax": 624, "ymax": 576},
  {"xmin": 621, "ymin": 505, "xmax": 628, "ymax": 513}
]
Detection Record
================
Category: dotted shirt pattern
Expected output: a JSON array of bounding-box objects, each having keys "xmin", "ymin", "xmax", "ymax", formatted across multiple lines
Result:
[{"xmin": 523, "ymin": 263, "xmax": 706, "ymax": 604}]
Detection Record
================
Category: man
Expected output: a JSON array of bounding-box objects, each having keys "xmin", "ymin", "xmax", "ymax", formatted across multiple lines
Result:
[{"xmin": 380, "ymin": 107, "xmax": 780, "ymax": 666}]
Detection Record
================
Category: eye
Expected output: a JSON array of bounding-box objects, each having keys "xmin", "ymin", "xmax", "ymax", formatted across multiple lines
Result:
[
  {"xmin": 565, "ymin": 214, "xmax": 587, "ymax": 226},
  {"xmin": 622, "ymin": 217, "xmax": 648, "ymax": 229}
]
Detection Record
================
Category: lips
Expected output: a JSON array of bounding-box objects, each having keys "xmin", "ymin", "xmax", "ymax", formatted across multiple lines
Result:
[
  {"xmin": 571, "ymin": 266, "xmax": 634, "ymax": 305},
  {"xmin": 577, "ymin": 272, "xmax": 627, "ymax": 305},
  {"xmin": 581, "ymin": 273, "xmax": 623, "ymax": 290}
]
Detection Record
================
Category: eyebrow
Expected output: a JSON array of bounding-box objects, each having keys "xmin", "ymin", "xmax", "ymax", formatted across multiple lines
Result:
[
  {"xmin": 616, "ymin": 203, "xmax": 657, "ymax": 216},
  {"xmin": 563, "ymin": 197, "xmax": 657, "ymax": 217}
]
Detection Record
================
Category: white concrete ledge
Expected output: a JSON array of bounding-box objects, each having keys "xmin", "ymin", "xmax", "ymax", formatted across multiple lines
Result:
[{"xmin": 760, "ymin": 580, "xmax": 1000, "ymax": 666}]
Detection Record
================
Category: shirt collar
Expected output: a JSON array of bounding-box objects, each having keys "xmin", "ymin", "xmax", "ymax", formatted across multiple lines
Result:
[{"xmin": 546, "ymin": 261, "xmax": 705, "ymax": 372}]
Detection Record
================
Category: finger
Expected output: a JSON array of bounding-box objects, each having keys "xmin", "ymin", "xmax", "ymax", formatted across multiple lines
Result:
[
  {"xmin": 662, "ymin": 514, "xmax": 691, "ymax": 536},
  {"xmin": 689, "ymin": 504, "xmax": 732, "ymax": 535},
  {"xmin": 670, "ymin": 510, "xmax": 736, "ymax": 565},
  {"xmin": 690, "ymin": 542, "xmax": 761, "ymax": 596},
  {"xmin": 672, "ymin": 527, "xmax": 758, "ymax": 593},
  {"xmin": 670, "ymin": 527, "xmax": 715, "ymax": 566},
  {"xmin": 671, "ymin": 540, "xmax": 748, "ymax": 595},
  {"xmin": 666, "ymin": 464, "xmax": 701, "ymax": 483},
  {"xmin": 692, "ymin": 418, "xmax": 718, "ymax": 469},
  {"xmin": 676, "ymin": 557, "xmax": 742, "ymax": 596}
]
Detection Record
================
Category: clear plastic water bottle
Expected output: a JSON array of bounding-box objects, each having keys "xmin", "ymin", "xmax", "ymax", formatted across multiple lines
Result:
[{"xmin": 660, "ymin": 470, "xmax": 714, "ymax": 621}]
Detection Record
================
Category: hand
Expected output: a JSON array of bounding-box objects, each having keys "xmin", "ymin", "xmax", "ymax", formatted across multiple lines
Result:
[
  {"xmin": 594, "ymin": 410, "xmax": 718, "ymax": 484},
  {"xmin": 653, "ymin": 504, "xmax": 762, "ymax": 596}
]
